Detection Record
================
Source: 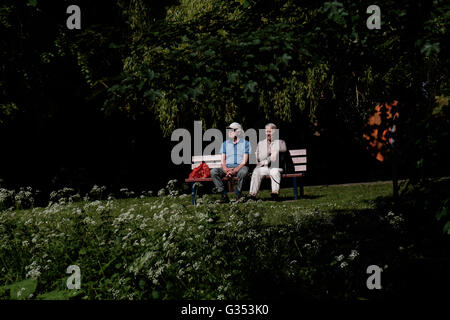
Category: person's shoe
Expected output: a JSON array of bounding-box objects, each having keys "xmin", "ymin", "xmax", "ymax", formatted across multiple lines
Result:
[
  {"xmin": 246, "ymin": 194, "xmax": 257, "ymax": 202},
  {"xmin": 270, "ymin": 193, "xmax": 280, "ymax": 201},
  {"xmin": 219, "ymin": 194, "xmax": 230, "ymax": 204},
  {"xmin": 236, "ymin": 193, "xmax": 246, "ymax": 203}
]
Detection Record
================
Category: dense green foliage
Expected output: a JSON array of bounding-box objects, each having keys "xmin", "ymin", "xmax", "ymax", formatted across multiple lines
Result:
[
  {"xmin": 1, "ymin": 0, "xmax": 448, "ymax": 190},
  {"xmin": 104, "ymin": 0, "xmax": 449, "ymax": 139}
]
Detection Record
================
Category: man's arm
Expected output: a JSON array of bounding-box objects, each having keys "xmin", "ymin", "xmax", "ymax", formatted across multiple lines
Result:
[
  {"xmin": 221, "ymin": 141, "xmax": 231, "ymax": 173},
  {"xmin": 233, "ymin": 154, "xmax": 249, "ymax": 172},
  {"xmin": 221, "ymin": 153, "xmax": 229, "ymax": 172}
]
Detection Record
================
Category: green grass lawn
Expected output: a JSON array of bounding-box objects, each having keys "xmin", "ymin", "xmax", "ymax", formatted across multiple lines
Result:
[
  {"xmin": 1, "ymin": 180, "xmax": 448, "ymax": 300},
  {"xmin": 214, "ymin": 180, "xmax": 392, "ymax": 210},
  {"xmin": 185, "ymin": 181, "xmax": 392, "ymax": 225}
]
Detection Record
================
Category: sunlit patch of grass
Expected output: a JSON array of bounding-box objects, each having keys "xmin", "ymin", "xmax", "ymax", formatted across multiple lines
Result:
[{"xmin": 196, "ymin": 181, "xmax": 392, "ymax": 224}]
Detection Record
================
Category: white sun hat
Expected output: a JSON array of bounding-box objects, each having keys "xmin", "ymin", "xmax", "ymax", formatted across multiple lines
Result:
[{"xmin": 226, "ymin": 122, "xmax": 243, "ymax": 137}]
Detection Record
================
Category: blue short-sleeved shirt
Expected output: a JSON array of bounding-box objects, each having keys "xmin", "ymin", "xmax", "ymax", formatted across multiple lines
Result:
[{"xmin": 221, "ymin": 139, "xmax": 251, "ymax": 168}]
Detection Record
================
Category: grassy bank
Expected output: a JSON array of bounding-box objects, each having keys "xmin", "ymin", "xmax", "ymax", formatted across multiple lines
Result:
[{"xmin": 1, "ymin": 181, "xmax": 449, "ymax": 300}]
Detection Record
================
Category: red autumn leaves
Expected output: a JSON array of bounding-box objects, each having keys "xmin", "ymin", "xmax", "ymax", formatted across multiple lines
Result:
[{"xmin": 363, "ymin": 101, "xmax": 399, "ymax": 162}]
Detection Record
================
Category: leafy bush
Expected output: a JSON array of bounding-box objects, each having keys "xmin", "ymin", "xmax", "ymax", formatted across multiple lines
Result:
[
  {"xmin": 166, "ymin": 179, "xmax": 180, "ymax": 197},
  {"xmin": 49, "ymin": 187, "xmax": 80, "ymax": 205},
  {"xmin": 0, "ymin": 188, "xmax": 15, "ymax": 210},
  {"xmin": 0, "ymin": 187, "xmax": 36, "ymax": 210},
  {"xmin": 119, "ymin": 188, "xmax": 135, "ymax": 198},
  {"xmin": 88, "ymin": 185, "xmax": 107, "ymax": 200},
  {"xmin": 436, "ymin": 197, "xmax": 450, "ymax": 235}
]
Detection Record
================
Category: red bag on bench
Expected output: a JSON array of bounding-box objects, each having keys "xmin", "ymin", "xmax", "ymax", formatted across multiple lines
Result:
[{"xmin": 188, "ymin": 162, "xmax": 211, "ymax": 179}]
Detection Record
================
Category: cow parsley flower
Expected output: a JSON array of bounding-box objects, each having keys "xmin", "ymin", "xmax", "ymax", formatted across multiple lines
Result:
[{"xmin": 348, "ymin": 250, "xmax": 359, "ymax": 261}]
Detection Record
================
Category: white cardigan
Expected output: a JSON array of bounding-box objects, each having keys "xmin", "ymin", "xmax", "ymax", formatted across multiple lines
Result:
[{"xmin": 255, "ymin": 139, "xmax": 287, "ymax": 168}]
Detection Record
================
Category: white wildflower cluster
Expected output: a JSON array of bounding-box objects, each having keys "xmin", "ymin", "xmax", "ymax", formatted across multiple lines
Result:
[
  {"xmin": 83, "ymin": 216, "xmax": 96, "ymax": 226},
  {"xmin": 166, "ymin": 179, "xmax": 180, "ymax": 197},
  {"xmin": 146, "ymin": 263, "xmax": 165, "ymax": 285},
  {"xmin": 15, "ymin": 187, "xmax": 35, "ymax": 209},
  {"xmin": 120, "ymin": 188, "xmax": 135, "ymax": 198},
  {"xmin": 113, "ymin": 202, "xmax": 227, "ymax": 296},
  {"xmin": 110, "ymin": 288, "xmax": 120, "ymax": 299},
  {"xmin": 336, "ymin": 254, "xmax": 345, "ymax": 262},
  {"xmin": 43, "ymin": 201, "xmax": 68, "ymax": 215},
  {"xmin": 49, "ymin": 187, "xmax": 79, "ymax": 205},
  {"xmin": 86, "ymin": 199, "xmax": 115, "ymax": 214},
  {"xmin": 303, "ymin": 239, "xmax": 320, "ymax": 253},
  {"xmin": 285, "ymin": 259, "xmax": 299, "ymax": 277},
  {"xmin": 129, "ymin": 251, "xmax": 157, "ymax": 275},
  {"xmin": 386, "ymin": 211, "xmax": 404, "ymax": 229},
  {"xmin": 107, "ymin": 194, "xmax": 116, "ymax": 201},
  {"xmin": 114, "ymin": 207, "xmax": 137, "ymax": 225},
  {"xmin": 16, "ymin": 287, "xmax": 27, "ymax": 298},
  {"xmin": 1, "ymin": 187, "xmax": 36, "ymax": 210},
  {"xmin": 25, "ymin": 261, "xmax": 42, "ymax": 278},
  {"xmin": 139, "ymin": 190, "xmax": 154, "ymax": 198},
  {"xmin": 348, "ymin": 249, "xmax": 359, "ymax": 261},
  {"xmin": 0, "ymin": 188, "xmax": 15, "ymax": 209},
  {"xmin": 216, "ymin": 283, "xmax": 232, "ymax": 300},
  {"xmin": 83, "ymin": 200, "xmax": 103, "ymax": 211},
  {"xmin": 334, "ymin": 249, "xmax": 360, "ymax": 269},
  {"xmin": 88, "ymin": 185, "xmax": 107, "ymax": 200}
]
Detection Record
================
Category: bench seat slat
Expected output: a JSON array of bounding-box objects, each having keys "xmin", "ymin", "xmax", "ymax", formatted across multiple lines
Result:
[
  {"xmin": 185, "ymin": 178, "xmax": 213, "ymax": 182},
  {"xmin": 294, "ymin": 165, "xmax": 307, "ymax": 172},
  {"xmin": 281, "ymin": 173, "xmax": 304, "ymax": 178},
  {"xmin": 185, "ymin": 176, "xmax": 239, "ymax": 183},
  {"xmin": 264, "ymin": 173, "xmax": 304, "ymax": 178},
  {"xmin": 186, "ymin": 173, "xmax": 304, "ymax": 183}
]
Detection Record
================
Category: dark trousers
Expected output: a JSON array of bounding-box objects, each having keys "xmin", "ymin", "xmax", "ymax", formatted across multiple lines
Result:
[{"xmin": 210, "ymin": 166, "xmax": 249, "ymax": 194}]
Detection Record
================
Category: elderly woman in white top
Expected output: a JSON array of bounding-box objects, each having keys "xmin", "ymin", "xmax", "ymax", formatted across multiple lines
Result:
[{"xmin": 248, "ymin": 123, "xmax": 287, "ymax": 201}]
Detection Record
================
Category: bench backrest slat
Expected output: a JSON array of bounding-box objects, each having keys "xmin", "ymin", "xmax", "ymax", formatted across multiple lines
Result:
[
  {"xmin": 289, "ymin": 149, "xmax": 306, "ymax": 156},
  {"xmin": 294, "ymin": 165, "xmax": 307, "ymax": 172},
  {"xmin": 191, "ymin": 154, "xmax": 222, "ymax": 169},
  {"xmin": 192, "ymin": 155, "xmax": 222, "ymax": 162},
  {"xmin": 292, "ymin": 156, "xmax": 307, "ymax": 164},
  {"xmin": 191, "ymin": 162, "xmax": 222, "ymax": 169},
  {"xmin": 289, "ymin": 149, "xmax": 307, "ymax": 173}
]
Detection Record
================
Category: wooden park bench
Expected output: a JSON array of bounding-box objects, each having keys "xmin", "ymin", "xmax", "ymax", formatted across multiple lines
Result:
[{"xmin": 185, "ymin": 149, "xmax": 307, "ymax": 204}]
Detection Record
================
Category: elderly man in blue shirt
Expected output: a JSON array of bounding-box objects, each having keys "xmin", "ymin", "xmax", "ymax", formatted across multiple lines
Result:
[{"xmin": 211, "ymin": 122, "xmax": 250, "ymax": 203}]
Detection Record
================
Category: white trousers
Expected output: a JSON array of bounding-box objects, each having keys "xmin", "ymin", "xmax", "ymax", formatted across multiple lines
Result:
[{"xmin": 249, "ymin": 167, "xmax": 282, "ymax": 195}]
